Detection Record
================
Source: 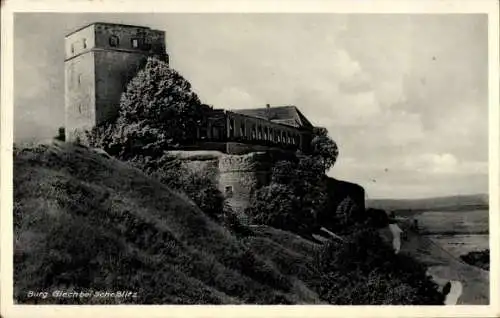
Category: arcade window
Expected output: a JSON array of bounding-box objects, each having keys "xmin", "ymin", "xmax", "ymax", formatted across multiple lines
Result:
[
  {"xmin": 240, "ymin": 122, "xmax": 246, "ymax": 137},
  {"xmin": 229, "ymin": 119, "xmax": 235, "ymax": 138},
  {"xmin": 109, "ymin": 35, "xmax": 119, "ymax": 47},
  {"xmin": 251, "ymin": 125, "xmax": 256, "ymax": 139}
]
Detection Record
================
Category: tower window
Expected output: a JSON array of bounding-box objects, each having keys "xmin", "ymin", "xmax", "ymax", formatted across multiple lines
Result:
[
  {"xmin": 131, "ymin": 38, "xmax": 139, "ymax": 48},
  {"xmin": 109, "ymin": 35, "xmax": 119, "ymax": 47},
  {"xmin": 70, "ymin": 43, "xmax": 75, "ymax": 54},
  {"xmin": 225, "ymin": 186, "xmax": 233, "ymax": 198},
  {"xmin": 82, "ymin": 38, "xmax": 87, "ymax": 49},
  {"xmin": 77, "ymin": 74, "xmax": 82, "ymax": 86},
  {"xmin": 78, "ymin": 104, "xmax": 82, "ymax": 114}
]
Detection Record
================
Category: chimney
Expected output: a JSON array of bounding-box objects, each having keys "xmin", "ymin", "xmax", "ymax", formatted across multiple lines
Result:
[{"xmin": 266, "ymin": 104, "xmax": 270, "ymax": 120}]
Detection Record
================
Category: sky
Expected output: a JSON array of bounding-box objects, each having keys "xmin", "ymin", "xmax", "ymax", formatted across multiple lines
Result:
[{"xmin": 13, "ymin": 13, "xmax": 489, "ymax": 199}]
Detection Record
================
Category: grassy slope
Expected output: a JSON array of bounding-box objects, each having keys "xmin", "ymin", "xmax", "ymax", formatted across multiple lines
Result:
[
  {"xmin": 13, "ymin": 141, "xmax": 322, "ymax": 304},
  {"xmin": 378, "ymin": 221, "xmax": 489, "ymax": 305}
]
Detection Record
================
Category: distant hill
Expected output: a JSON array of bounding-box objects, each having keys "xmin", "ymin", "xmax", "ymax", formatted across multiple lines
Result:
[
  {"xmin": 366, "ymin": 194, "xmax": 488, "ymax": 213},
  {"xmin": 13, "ymin": 141, "xmax": 322, "ymax": 304}
]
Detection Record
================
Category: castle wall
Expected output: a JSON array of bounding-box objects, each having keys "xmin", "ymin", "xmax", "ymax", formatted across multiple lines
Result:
[
  {"xmin": 218, "ymin": 153, "xmax": 275, "ymax": 219},
  {"xmin": 64, "ymin": 23, "xmax": 168, "ymax": 142},
  {"xmin": 65, "ymin": 24, "xmax": 95, "ymax": 60},
  {"xmin": 64, "ymin": 51, "xmax": 96, "ymax": 142},
  {"xmin": 93, "ymin": 23, "xmax": 167, "ymax": 59},
  {"xmin": 94, "ymin": 51, "xmax": 149, "ymax": 124},
  {"xmin": 92, "ymin": 24, "xmax": 167, "ymax": 125}
]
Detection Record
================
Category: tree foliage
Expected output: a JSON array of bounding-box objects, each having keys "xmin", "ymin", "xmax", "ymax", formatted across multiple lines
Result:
[
  {"xmin": 314, "ymin": 227, "xmax": 444, "ymax": 305},
  {"xmin": 310, "ymin": 133, "xmax": 339, "ymax": 171},
  {"xmin": 246, "ymin": 155, "xmax": 328, "ymax": 235},
  {"xmin": 87, "ymin": 57, "xmax": 211, "ymax": 160}
]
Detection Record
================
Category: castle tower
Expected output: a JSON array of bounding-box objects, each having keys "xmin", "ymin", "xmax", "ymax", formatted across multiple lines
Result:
[{"xmin": 64, "ymin": 22, "xmax": 168, "ymax": 142}]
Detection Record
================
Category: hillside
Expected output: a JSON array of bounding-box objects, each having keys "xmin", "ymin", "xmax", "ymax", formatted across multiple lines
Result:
[
  {"xmin": 366, "ymin": 194, "xmax": 488, "ymax": 213},
  {"xmin": 13, "ymin": 141, "xmax": 323, "ymax": 304},
  {"xmin": 14, "ymin": 141, "xmax": 452, "ymax": 305},
  {"xmin": 378, "ymin": 220, "xmax": 489, "ymax": 304}
]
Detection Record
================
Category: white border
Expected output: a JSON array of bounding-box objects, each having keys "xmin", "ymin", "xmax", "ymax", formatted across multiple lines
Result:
[{"xmin": 1, "ymin": 0, "xmax": 499, "ymax": 317}]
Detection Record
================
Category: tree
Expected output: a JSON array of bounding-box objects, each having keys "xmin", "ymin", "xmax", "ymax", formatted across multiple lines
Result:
[
  {"xmin": 310, "ymin": 134, "xmax": 339, "ymax": 171},
  {"xmin": 310, "ymin": 127, "xmax": 339, "ymax": 171},
  {"xmin": 87, "ymin": 57, "xmax": 212, "ymax": 159},
  {"xmin": 246, "ymin": 154, "xmax": 328, "ymax": 235}
]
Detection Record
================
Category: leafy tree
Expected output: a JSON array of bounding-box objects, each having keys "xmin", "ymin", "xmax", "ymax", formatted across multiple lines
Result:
[
  {"xmin": 310, "ymin": 133, "xmax": 339, "ymax": 171},
  {"xmin": 246, "ymin": 155, "xmax": 327, "ymax": 235},
  {"xmin": 87, "ymin": 57, "xmax": 212, "ymax": 160}
]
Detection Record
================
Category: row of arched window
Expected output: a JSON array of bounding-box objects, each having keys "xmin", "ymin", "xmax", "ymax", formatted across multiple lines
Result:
[{"xmin": 229, "ymin": 118, "xmax": 300, "ymax": 146}]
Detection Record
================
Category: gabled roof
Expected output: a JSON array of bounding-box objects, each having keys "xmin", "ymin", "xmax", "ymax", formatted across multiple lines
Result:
[{"xmin": 232, "ymin": 105, "xmax": 314, "ymax": 129}]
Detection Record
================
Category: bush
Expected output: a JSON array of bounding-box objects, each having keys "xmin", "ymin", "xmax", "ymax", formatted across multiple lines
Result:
[
  {"xmin": 246, "ymin": 155, "xmax": 328, "ymax": 235},
  {"xmin": 314, "ymin": 227, "xmax": 444, "ymax": 305},
  {"xmin": 460, "ymin": 250, "xmax": 489, "ymax": 270}
]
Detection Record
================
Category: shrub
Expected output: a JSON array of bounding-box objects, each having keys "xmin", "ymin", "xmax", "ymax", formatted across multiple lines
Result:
[
  {"xmin": 314, "ymin": 227, "xmax": 444, "ymax": 305},
  {"xmin": 246, "ymin": 154, "xmax": 328, "ymax": 235},
  {"xmin": 460, "ymin": 250, "xmax": 489, "ymax": 270}
]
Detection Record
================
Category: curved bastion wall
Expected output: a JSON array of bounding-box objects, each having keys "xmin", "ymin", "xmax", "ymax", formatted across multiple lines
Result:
[
  {"xmin": 171, "ymin": 151, "xmax": 279, "ymax": 220},
  {"xmin": 218, "ymin": 152, "xmax": 276, "ymax": 221},
  {"xmin": 172, "ymin": 150, "xmax": 366, "ymax": 225}
]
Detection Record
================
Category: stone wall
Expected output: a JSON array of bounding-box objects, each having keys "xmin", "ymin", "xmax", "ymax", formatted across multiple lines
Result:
[
  {"xmin": 64, "ymin": 23, "xmax": 168, "ymax": 142},
  {"xmin": 170, "ymin": 151, "xmax": 367, "ymax": 227},
  {"xmin": 218, "ymin": 152, "xmax": 276, "ymax": 218},
  {"xmin": 65, "ymin": 51, "xmax": 96, "ymax": 142}
]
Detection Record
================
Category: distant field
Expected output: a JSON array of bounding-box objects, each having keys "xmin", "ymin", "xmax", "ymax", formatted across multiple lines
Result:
[
  {"xmin": 401, "ymin": 210, "xmax": 489, "ymax": 235},
  {"xmin": 367, "ymin": 194, "xmax": 488, "ymax": 213},
  {"xmin": 428, "ymin": 234, "xmax": 489, "ymax": 258}
]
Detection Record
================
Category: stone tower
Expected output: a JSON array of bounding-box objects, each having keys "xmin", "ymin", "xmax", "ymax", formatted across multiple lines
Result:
[{"xmin": 64, "ymin": 22, "xmax": 168, "ymax": 142}]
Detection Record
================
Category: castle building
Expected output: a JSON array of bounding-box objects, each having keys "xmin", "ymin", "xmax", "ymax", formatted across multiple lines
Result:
[
  {"xmin": 64, "ymin": 22, "xmax": 317, "ymax": 153},
  {"xmin": 64, "ymin": 22, "xmax": 168, "ymax": 141},
  {"xmin": 62, "ymin": 23, "xmax": 366, "ymax": 221}
]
